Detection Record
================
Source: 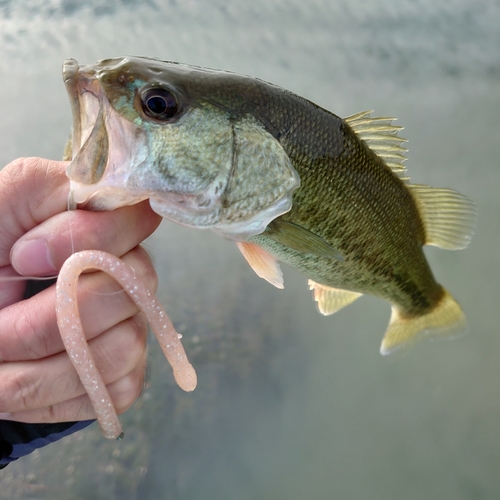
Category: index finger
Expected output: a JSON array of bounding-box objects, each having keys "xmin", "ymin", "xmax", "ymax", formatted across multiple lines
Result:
[{"xmin": 0, "ymin": 158, "xmax": 70, "ymax": 266}]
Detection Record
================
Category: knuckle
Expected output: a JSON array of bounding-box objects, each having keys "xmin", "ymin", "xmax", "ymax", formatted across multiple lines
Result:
[
  {"xmin": 10, "ymin": 313, "xmax": 48, "ymax": 360},
  {"xmin": 29, "ymin": 159, "xmax": 68, "ymax": 215},
  {"xmin": 0, "ymin": 367, "xmax": 39, "ymax": 412},
  {"xmin": 3, "ymin": 157, "xmax": 32, "ymax": 182},
  {"xmin": 3, "ymin": 158, "xmax": 48, "ymax": 203},
  {"xmin": 0, "ymin": 157, "xmax": 68, "ymax": 228},
  {"xmin": 37, "ymin": 399, "xmax": 86, "ymax": 423},
  {"xmin": 51, "ymin": 399, "xmax": 89, "ymax": 422}
]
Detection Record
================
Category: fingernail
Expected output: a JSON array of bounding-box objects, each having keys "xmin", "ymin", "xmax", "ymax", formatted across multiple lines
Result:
[
  {"xmin": 11, "ymin": 239, "xmax": 56, "ymax": 276},
  {"xmin": 0, "ymin": 412, "xmax": 12, "ymax": 420}
]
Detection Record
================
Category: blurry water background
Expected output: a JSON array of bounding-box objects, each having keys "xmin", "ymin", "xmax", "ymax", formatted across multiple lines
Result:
[{"xmin": 0, "ymin": 0, "xmax": 499, "ymax": 498}]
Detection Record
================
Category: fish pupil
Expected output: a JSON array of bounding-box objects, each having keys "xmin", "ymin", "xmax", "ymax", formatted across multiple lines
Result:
[
  {"xmin": 141, "ymin": 88, "xmax": 178, "ymax": 120},
  {"xmin": 147, "ymin": 96, "xmax": 167, "ymax": 114}
]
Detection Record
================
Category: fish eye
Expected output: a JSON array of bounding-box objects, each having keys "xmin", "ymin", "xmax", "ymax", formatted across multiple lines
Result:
[{"xmin": 140, "ymin": 87, "xmax": 179, "ymax": 121}]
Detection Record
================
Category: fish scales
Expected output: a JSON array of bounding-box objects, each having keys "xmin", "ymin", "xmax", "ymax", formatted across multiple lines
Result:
[
  {"xmin": 248, "ymin": 115, "xmax": 437, "ymax": 315},
  {"xmin": 63, "ymin": 57, "xmax": 476, "ymax": 354}
]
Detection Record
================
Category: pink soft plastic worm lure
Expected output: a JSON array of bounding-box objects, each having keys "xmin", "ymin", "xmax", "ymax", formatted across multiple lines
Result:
[{"xmin": 55, "ymin": 249, "xmax": 197, "ymax": 439}]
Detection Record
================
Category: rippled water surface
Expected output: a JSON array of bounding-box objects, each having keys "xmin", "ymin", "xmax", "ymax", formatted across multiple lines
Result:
[{"xmin": 1, "ymin": 1, "xmax": 499, "ymax": 498}]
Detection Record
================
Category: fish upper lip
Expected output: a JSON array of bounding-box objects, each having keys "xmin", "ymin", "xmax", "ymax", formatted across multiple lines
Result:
[
  {"xmin": 63, "ymin": 58, "xmax": 79, "ymax": 85},
  {"xmin": 63, "ymin": 58, "xmax": 104, "ymax": 105},
  {"xmin": 63, "ymin": 58, "xmax": 104, "ymax": 158}
]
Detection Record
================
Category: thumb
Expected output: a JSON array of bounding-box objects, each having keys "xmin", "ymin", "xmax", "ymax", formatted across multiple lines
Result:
[{"xmin": 0, "ymin": 158, "xmax": 70, "ymax": 267}]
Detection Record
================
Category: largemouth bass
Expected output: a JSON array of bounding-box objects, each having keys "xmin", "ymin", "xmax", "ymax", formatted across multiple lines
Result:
[{"xmin": 62, "ymin": 57, "xmax": 476, "ymax": 355}]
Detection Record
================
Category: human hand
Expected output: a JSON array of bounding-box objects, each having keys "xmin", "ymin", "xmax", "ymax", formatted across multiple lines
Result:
[{"xmin": 0, "ymin": 157, "xmax": 162, "ymax": 423}]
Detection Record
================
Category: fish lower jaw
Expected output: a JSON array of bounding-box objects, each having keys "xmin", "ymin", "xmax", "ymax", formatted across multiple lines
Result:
[
  {"xmin": 69, "ymin": 180, "xmax": 101, "ymax": 205},
  {"xmin": 69, "ymin": 180, "xmax": 149, "ymax": 210}
]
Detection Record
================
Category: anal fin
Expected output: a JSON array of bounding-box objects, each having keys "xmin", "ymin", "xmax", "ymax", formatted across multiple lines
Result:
[
  {"xmin": 380, "ymin": 288, "xmax": 466, "ymax": 355},
  {"xmin": 236, "ymin": 242, "xmax": 284, "ymax": 289},
  {"xmin": 308, "ymin": 280, "xmax": 362, "ymax": 315}
]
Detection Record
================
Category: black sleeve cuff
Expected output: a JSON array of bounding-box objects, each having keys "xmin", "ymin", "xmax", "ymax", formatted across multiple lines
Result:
[{"xmin": 0, "ymin": 420, "xmax": 94, "ymax": 468}]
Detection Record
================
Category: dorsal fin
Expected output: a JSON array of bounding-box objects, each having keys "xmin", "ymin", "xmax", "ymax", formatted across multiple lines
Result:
[
  {"xmin": 345, "ymin": 110, "xmax": 409, "ymax": 182},
  {"xmin": 408, "ymin": 184, "xmax": 477, "ymax": 250}
]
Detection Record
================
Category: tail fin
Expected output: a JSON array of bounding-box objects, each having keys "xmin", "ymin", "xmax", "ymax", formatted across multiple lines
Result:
[{"xmin": 380, "ymin": 288, "xmax": 466, "ymax": 355}]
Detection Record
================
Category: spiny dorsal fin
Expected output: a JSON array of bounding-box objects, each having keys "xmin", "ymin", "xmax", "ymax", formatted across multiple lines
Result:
[
  {"xmin": 345, "ymin": 110, "xmax": 409, "ymax": 182},
  {"xmin": 409, "ymin": 184, "xmax": 477, "ymax": 250},
  {"xmin": 380, "ymin": 288, "xmax": 466, "ymax": 355},
  {"xmin": 236, "ymin": 241, "xmax": 284, "ymax": 289},
  {"xmin": 308, "ymin": 280, "xmax": 362, "ymax": 315},
  {"xmin": 265, "ymin": 219, "xmax": 343, "ymax": 261}
]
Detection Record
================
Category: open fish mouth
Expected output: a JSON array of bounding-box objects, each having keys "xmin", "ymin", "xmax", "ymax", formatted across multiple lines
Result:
[
  {"xmin": 63, "ymin": 59, "xmax": 103, "ymax": 164},
  {"xmin": 62, "ymin": 58, "xmax": 151, "ymax": 210},
  {"xmin": 62, "ymin": 58, "xmax": 229, "ymax": 215}
]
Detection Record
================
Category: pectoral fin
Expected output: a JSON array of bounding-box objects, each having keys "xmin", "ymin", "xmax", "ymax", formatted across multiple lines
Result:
[
  {"xmin": 236, "ymin": 242, "xmax": 284, "ymax": 289},
  {"xmin": 265, "ymin": 219, "xmax": 343, "ymax": 261},
  {"xmin": 308, "ymin": 280, "xmax": 362, "ymax": 315}
]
